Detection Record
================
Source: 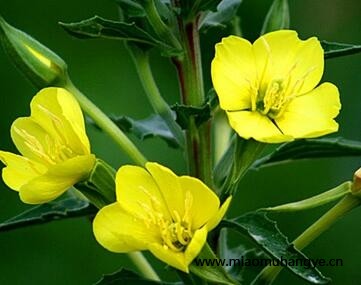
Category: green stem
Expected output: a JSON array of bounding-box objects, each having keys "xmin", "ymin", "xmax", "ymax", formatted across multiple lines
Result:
[
  {"xmin": 173, "ymin": 18, "xmax": 212, "ymax": 185},
  {"xmin": 65, "ymin": 80, "xmax": 147, "ymax": 166},
  {"xmin": 255, "ymin": 194, "xmax": 361, "ymax": 284},
  {"xmin": 143, "ymin": 0, "xmax": 182, "ymax": 51},
  {"xmin": 128, "ymin": 44, "xmax": 185, "ymax": 147}
]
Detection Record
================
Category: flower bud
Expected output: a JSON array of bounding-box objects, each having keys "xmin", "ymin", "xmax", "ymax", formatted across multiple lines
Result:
[
  {"xmin": 352, "ymin": 167, "xmax": 361, "ymax": 197},
  {"xmin": 0, "ymin": 16, "xmax": 68, "ymax": 88}
]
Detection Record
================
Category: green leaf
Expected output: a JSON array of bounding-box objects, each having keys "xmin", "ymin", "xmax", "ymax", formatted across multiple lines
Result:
[
  {"xmin": 260, "ymin": 0, "xmax": 289, "ymax": 35},
  {"xmin": 263, "ymin": 181, "xmax": 352, "ymax": 212},
  {"xmin": 111, "ymin": 114, "xmax": 180, "ymax": 148},
  {"xmin": 322, "ymin": 40, "xmax": 361, "ymax": 59},
  {"xmin": 115, "ymin": 0, "xmax": 146, "ymax": 18},
  {"xmin": 190, "ymin": 243, "xmax": 238, "ymax": 285},
  {"xmin": 59, "ymin": 16, "xmax": 176, "ymax": 54},
  {"xmin": 253, "ymin": 137, "xmax": 361, "ymax": 169},
  {"xmin": 95, "ymin": 268, "xmax": 181, "ymax": 285},
  {"xmin": 213, "ymin": 138, "xmax": 235, "ymax": 190},
  {"xmin": 200, "ymin": 0, "xmax": 243, "ymax": 32},
  {"xmin": 171, "ymin": 89, "xmax": 217, "ymax": 129},
  {"xmin": 0, "ymin": 196, "xmax": 96, "ymax": 232},
  {"xmin": 222, "ymin": 212, "xmax": 330, "ymax": 284},
  {"xmin": 218, "ymin": 229, "xmax": 269, "ymax": 284}
]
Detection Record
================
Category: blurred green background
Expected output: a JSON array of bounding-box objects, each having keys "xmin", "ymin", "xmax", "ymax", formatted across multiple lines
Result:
[{"xmin": 0, "ymin": 0, "xmax": 360, "ymax": 284}]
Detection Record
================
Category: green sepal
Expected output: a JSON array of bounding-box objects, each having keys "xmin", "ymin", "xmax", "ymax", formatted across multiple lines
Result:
[
  {"xmin": 218, "ymin": 137, "xmax": 266, "ymax": 201},
  {"xmin": 189, "ymin": 243, "xmax": 238, "ymax": 285},
  {"xmin": 260, "ymin": 0, "xmax": 290, "ymax": 35},
  {"xmin": 76, "ymin": 159, "xmax": 116, "ymax": 208},
  {"xmin": 199, "ymin": 0, "xmax": 243, "ymax": 32},
  {"xmin": 322, "ymin": 40, "xmax": 361, "ymax": 59},
  {"xmin": 263, "ymin": 181, "xmax": 352, "ymax": 212},
  {"xmin": 0, "ymin": 16, "xmax": 68, "ymax": 88},
  {"xmin": 0, "ymin": 194, "xmax": 96, "ymax": 232},
  {"xmin": 222, "ymin": 212, "xmax": 330, "ymax": 284}
]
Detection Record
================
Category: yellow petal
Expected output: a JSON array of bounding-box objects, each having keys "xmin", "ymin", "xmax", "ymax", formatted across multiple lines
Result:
[
  {"xmin": 184, "ymin": 226, "xmax": 208, "ymax": 268},
  {"xmin": 206, "ymin": 196, "xmax": 232, "ymax": 231},
  {"xmin": 178, "ymin": 176, "xmax": 219, "ymax": 230},
  {"xmin": 93, "ymin": 203, "xmax": 157, "ymax": 252},
  {"xmin": 0, "ymin": 151, "xmax": 46, "ymax": 191},
  {"xmin": 211, "ymin": 36, "xmax": 257, "ymax": 111},
  {"xmin": 11, "ymin": 117, "xmax": 57, "ymax": 165},
  {"xmin": 19, "ymin": 154, "xmax": 95, "ymax": 204},
  {"xmin": 226, "ymin": 111, "xmax": 293, "ymax": 143},
  {"xmin": 275, "ymin": 83, "xmax": 340, "ymax": 138},
  {"xmin": 253, "ymin": 30, "xmax": 323, "ymax": 95},
  {"xmin": 145, "ymin": 162, "xmax": 185, "ymax": 221},
  {"xmin": 30, "ymin": 87, "xmax": 90, "ymax": 155},
  {"xmin": 115, "ymin": 165, "xmax": 171, "ymax": 220}
]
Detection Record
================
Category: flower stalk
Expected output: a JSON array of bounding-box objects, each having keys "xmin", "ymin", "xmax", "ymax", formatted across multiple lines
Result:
[
  {"xmin": 128, "ymin": 44, "xmax": 185, "ymax": 148},
  {"xmin": 65, "ymin": 80, "xmax": 147, "ymax": 166},
  {"xmin": 255, "ymin": 194, "xmax": 361, "ymax": 284}
]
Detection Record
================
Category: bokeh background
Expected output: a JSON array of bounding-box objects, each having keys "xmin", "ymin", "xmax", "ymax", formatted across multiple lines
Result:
[{"xmin": 0, "ymin": 0, "xmax": 360, "ymax": 284}]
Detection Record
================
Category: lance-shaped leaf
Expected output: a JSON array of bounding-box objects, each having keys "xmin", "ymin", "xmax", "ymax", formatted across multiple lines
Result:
[
  {"xmin": 95, "ymin": 268, "xmax": 181, "ymax": 285},
  {"xmin": 253, "ymin": 137, "xmax": 361, "ymax": 169},
  {"xmin": 260, "ymin": 0, "xmax": 289, "ymax": 35},
  {"xmin": 59, "ymin": 16, "xmax": 177, "ymax": 55},
  {"xmin": 222, "ymin": 212, "xmax": 330, "ymax": 284},
  {"xmin": 200, "ymin": 0, "xmax": 243, "ymax": 32},
  {"xmin": 322, "ymin": 40, "xmax": 361, "ymax": 59},
  {"xmin": 0, "ymin": 196, "xmax": 96, "ymax": 232}
]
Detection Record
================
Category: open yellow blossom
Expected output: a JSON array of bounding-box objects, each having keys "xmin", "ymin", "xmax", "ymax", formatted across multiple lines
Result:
[
  {"xmin": 211, "ymin": 30, "xmax": 341, "ymax": 143},
  {"xmin": 93, "ymin": 162, "xmax": 232, "ymax": 272},
  {"xmin": 0, "ymin": 87, "xmax": 95, "ymax": 204}
]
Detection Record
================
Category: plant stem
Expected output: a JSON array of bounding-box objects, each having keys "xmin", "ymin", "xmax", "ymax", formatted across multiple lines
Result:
[
  {"xmin": 255, "ymin": 194, "xmax": 361, "ymax": 284},
  {"xmin": 128, "ymin": 44, "xmax": 185, "ymax": 147},
  {"xmin": 65, "ymin": 80, "xmax": 147, "ymax": 166},
  {"xmin": 173, "ymin": 17, "xmax": 212, "ymax": 185}
]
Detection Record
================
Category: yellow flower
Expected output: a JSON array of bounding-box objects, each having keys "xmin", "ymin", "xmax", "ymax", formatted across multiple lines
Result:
[
  {"xmin": 93, "ymin": 162, "xmax": 231, "ymax": 272},
  {"xmin": 0, "ymin": 87, "xmax": 95, "ymax": 204},
  {"xmin": 211, "ymin": 30, "xmax": 341, "ymax": 143}
]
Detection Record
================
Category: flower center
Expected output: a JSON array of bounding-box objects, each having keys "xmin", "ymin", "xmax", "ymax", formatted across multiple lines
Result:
[
  {"xmin": 257, "ymin": 80, "xmax": 288, "ymax": 119},
  {"xmin": 161, "ymin": 215, "xmax": 193, "ymax": 252}
]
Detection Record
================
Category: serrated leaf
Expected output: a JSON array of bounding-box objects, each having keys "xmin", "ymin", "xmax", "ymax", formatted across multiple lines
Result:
[
  {"xmin": 0, "ymin": 196, "xmax": 96, "ymax": 232},
  {"xmin": 218, "ymin": 229, "xmax": 269, "ymax": 283},
  {"xmin": 322, "ymin": 40, "xmax": 361, "ymax": 59},
  {"xmin": 111, "ymin": 114, "xmax": 180, "ymax": 148},
  {"xmin": 59, "ymin": 16, "xmax": 177, "ymax": 55},
  {"xmin": 253, "ymin": 137, "xmax": 361, "ymax": 169},
  {"xmin": 200, "ymin": 0, "xmax": 243, "ymax": 32},
  {"xmin": 171, "ymin": 89, "xmax": 217, "ymax": 129},
  {"xmin": 222, "ymin": 212, "xmax": 330, "ymax": 284},
  {"xmin": 260, "ymin": 0, "xmax": 289, "ymax": 35},
  {"xmin": 95, "ymin": 268, "xmax": 181, "ymax": 285}
]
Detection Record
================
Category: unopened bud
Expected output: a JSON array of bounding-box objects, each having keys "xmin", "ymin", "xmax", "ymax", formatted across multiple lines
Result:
[
  {"xmin": 351, "ymin": 167, "xmax": 361, "ymax": 196},
  {"xmin": 0, "ymin": 16, "xmax": 68, "ymax": 88}
]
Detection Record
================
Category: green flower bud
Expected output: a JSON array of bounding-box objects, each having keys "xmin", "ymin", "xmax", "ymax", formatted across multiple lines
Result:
[
  {"xmin": 0, "ymin": 16, "xmax": 68, "ymax": 88},
  {"xmin": 352, "ymin": 167, "xmax": 361, "ymax": 197}
]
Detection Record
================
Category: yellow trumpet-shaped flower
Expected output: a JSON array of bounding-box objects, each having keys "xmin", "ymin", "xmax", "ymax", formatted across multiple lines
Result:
[
  {"xmin": 211, "ymin": 30, "xmax": 341, "ymax": 143},
  {"xmin": 0, "ymin": 87, "xmax": 95, "ymax": 204},
  {"xmin": 93, "ymin": 162, "xmax": 231, "ymax": 272}
]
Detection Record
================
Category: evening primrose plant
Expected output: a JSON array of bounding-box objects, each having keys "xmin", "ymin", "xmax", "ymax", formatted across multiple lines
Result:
[{"xmin": 0, "ymin": 0, "xmax": 361, "ymax": 284}]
